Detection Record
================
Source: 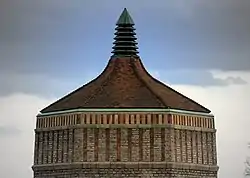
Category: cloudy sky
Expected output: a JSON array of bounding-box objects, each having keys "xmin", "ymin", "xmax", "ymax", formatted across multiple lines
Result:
[{"xmin": 0, "ymin": 0, "xmax": 250, "ymax": 177}]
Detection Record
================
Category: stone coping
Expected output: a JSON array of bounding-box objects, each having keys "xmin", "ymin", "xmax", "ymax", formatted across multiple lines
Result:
[
  {"xmin": 35, "ymin": 124, "xmax": 216, "ymax": 133},
  {"xmin": 32, "ymin": 162, "xmax": 219, "ymax": 172},
  {"xmin": 37, "ymin": 108, "xmax": 213, "ymax": 118}
]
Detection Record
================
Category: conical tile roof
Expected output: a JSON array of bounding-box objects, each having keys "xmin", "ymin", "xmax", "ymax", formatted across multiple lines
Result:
[{"xmin": 41, "ymin": 9, "xmax": 210, "ymax": 114}]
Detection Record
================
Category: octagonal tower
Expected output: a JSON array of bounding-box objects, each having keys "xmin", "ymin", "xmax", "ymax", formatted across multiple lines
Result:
[{"xmin": 32, "ymin": 8, "xmax": 218, "ymax": 178}]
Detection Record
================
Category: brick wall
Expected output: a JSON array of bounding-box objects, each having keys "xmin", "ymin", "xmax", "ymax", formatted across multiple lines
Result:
[
  {"xmin": 33, "ymin": 111, "xmax": 218, "ymax": 178},
  {"xmin": 33, "ymin": 163, "xmax": 218, "ymax": 178}
]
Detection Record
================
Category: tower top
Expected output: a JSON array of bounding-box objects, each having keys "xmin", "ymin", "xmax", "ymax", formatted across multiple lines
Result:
[
  {"xmin": 112, "ymin": 8, "xmax": 139, "ymax": 57},
  {"xmin": 40, "ymin": 9, "xmax": 211, "ymax": 114},
  {"xmin": 116, "ymin": 8, "xmax": 135, "ymax": 25}
]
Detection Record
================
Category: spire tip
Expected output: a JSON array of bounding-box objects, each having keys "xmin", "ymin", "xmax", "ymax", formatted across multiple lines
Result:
[{"xmin": 116, "ymin": 8, "xmax": 134, "ymax": 25}]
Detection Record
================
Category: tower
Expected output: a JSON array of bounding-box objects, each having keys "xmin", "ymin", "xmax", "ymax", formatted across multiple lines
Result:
[{"xmin": 32, "ymin": 8, "xmax": 219, "ymax": 178}]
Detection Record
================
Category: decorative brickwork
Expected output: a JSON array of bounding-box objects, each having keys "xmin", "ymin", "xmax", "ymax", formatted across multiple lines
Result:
[
  {"xmin": 33, "ymin": 162, "xmax": 218, "ymax": 178},
  {"xmin": 33, "ymin": 111, "xmax": 218, "ymax": 177}
]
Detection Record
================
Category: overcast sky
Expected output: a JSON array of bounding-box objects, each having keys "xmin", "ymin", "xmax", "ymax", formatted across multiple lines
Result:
[{"xmin": 0, "ymin": 1, "xmax": 250, "ymax": 177}]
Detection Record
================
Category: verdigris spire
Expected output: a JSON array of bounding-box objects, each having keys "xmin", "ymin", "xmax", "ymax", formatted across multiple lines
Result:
[
  {"xmin": 112, "ymin": 8, "xmax": 139, "ymax": 57},
  {"xmin": 116, "ymin": 8, "xmax": 134, "ymax": 25}
]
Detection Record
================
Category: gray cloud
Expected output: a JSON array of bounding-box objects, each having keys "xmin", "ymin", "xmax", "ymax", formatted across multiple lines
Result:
[
  {"xmin": 0, "ymin": 68, "xmax": 246, "ymax": 98},
  {"xmin": 0, "ymin": 0, "xmax": 250, "ymax": 95},
  {"xmin": 139, "ymin": 0, "xmax": 250, "ymax": 71},
  {"xmin": 0, "ymin": 70, "xmax": 98, "ymax": 98},
  {"xmin": 223, "ymin": 76, "xmax": 247, "ymax": 85},
  {"xmin": 154, "ymin": 70, "xmax": 248, "ymax": 87},
  {"xmin": 0, "ymin": 126, "xmax": 21, "ymax": 137},
  {"xmin": 0, "ymin": 0, "xmax": 250, "ymax": 73}
]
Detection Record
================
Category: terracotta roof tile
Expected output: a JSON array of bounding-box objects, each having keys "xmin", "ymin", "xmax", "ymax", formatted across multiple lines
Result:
[{"xmin": 41, "ymin": 57, "xmax": 210, "ymax": 113}]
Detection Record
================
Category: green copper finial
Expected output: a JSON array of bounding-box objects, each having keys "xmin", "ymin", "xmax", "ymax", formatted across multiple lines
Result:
[
  {"xmin": 112, "ymin": 8, "xmax": 139, "ymax": 57},
  {"xmin": 116, "ymin": 8, "xmax": 135, "ymax": 25}
]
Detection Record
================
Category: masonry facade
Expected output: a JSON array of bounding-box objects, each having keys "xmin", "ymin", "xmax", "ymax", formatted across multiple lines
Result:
[
  {"xmin": 32, "ymin": 8, "xmax": 218, "ymax": 178},
  {"xmin": 33, "ymin": 110, "xmax": 218, "ymax": 177}
]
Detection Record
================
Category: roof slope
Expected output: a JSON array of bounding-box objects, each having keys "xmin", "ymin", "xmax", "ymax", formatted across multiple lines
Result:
[
  {"xmin": 40, "ymin": 8, "xmax": 211, "ymax": 114},
  {"xmin": 41, "ymin": 57, "xmax": 210, "ymax": 113}
]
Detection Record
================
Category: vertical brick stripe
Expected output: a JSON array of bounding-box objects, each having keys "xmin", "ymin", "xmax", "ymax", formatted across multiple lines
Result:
[
  {"xmin": 181, "ymin": 130, "xmax": 187, "ymax": 163},
  {"xmin": 142, "ymin": 129, "xmax": 150, "ymax": 161},
  {"xmin": 212, "ymin": 132, "xmax": 217, "ymax": 165},
  {"xmin": 161, "ymin": 128, "xmax": 165, "ymax": 161},
  {"xmin": 131, "ymin": 128, "xmax": 139, "ymax": 162},
  {"xmin": 73, "ymin": 129, "xmax": 84, "ymax": 162},
  {"xmin": 38, "ymin": 132, "xmax": 43, "ymax": 164},
  {"xmin": 186, "ymin": 130, "xmax": 192, "ymax": 163},
  {"xmin": 117, "ymin": 128, "xmax": 121, "ymax": 161},
  {"xmin": 98, "ymin": 128, "xmax": 106, "ymax": 162},
  {"xmin": 165, "ymin": 128, "xmax": 171, "ymax": 162},
  {"xmin": 47, "ymin": 131, "xmax": 53, "ymax": 164},
  {"xmin": 179, "ymin": 130, "xmax": 183, "ymax": 162},
  {"xmin": 139, "ymin": 128, "xmax": 143, "ymax": 161},
  {"xmin": 192, "ymin": 131, "xmax": 197, "ymax": 164},
  {"xmin": 202, "ymin": 132, "xmax": 208, "ymax": 164},
  {"xmin": 66, "ymin": 130, "xmax": 70, "ymax": 162},
  {"xmin": 170, "ymin": 128, "xmax": 176, "ymax": 162},
  {"xmin": 34, "ymin": 133, "xmax": 38, "ymax": 164},
  {"xmin": 154, "ymin": 128, "xmax": 161, "ymax": 162},
  {"xmin": 94, "ymin": 128, "xmax": 99, "ymax": 161},
  {"xmin": 87, "ymin": 128, "xmax": 95, "ymax": 161},
  {"xmin": 121, "ymin": 128, "xmax": 128, "ymax": 161},
  {"xmin": 57, "ymin": 130, "xmax": 63, "ymax": 163},
  {"xmin": 83, "ymin": 128, "xmax": 87, "ymax": 161},
  {"xmin": 68, "ymin": 129, "xmax": 73, "ymax": 163},
  {"xmin": 110, "ymin": 128, "xmax": 117, "ymax": 161},
  {"xmin": 105, "ymin": 129, "xmax": 110, "ymax": 161},
  {"xmin": 52, "ymin": 131, "xmax": 58, "ymax": 163},
  {"xmin": 150, "ymin": 128, "xmax": 154, "ymax": 162},
  {"xmin": 175, "ymin": 129, "xmax": 181, "ymax": 162},
  {"xmin": 61, "ymin": 131, "xmax": 64, "ymax": 162},
  {"xmin": 207, "ymin": 132, "xmax": 213, "ymax": 165},
  {"xmin": 197, "ymin": 132, "xmax": 203, "ymax": 164},
  {"xmin": 128, "ymin": 128, "xmax": 132, "ymax": 161},
  {"xmin": 63, "ymin": 130, "xmax": 68, "ymax": 163},
  {"xmin": 43, "ymin": 132, "xmax": 48, "ymax": 164}
]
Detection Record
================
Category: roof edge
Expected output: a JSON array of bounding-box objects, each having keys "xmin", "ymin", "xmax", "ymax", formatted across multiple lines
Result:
[
  {"xmin": 37, "ymin": 108, "xmax": 213, "ymax": 118},
  {"xmin": 134, "ymin": 58, "xmax": 211, "ymax": 113},
  {"xmin": 40, "ymin": 59, "xmax": 115, "ymax": 113}
]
